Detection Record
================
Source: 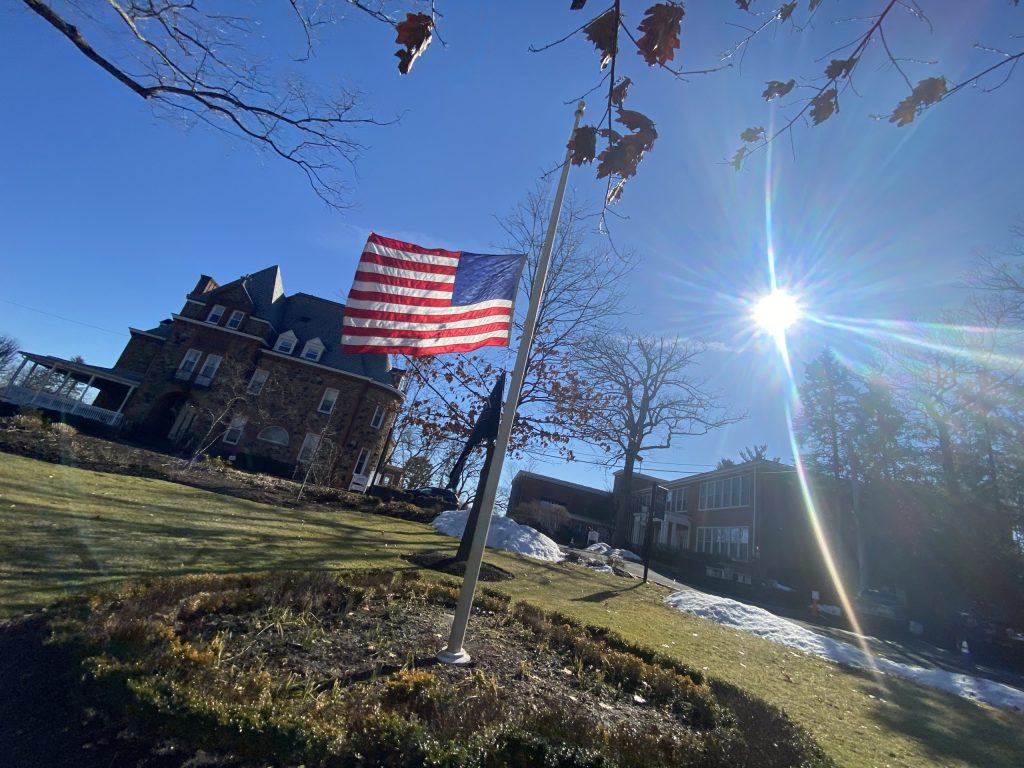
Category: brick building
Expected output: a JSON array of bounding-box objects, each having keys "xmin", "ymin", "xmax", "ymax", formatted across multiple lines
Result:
[
  {"xmin": 508, "ymin": 471, "xmax": 616, "ymax": 545},
  {"xmin": 618, "ymin": 459, "xmax": 823, "ymax": 587},
  {"xmin": 2, "ymin": 266, "xmax": 404, "ymax": 491}
]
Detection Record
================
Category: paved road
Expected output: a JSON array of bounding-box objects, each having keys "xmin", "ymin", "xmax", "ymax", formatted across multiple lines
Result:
[{"xmin": 568, "ymin": 549, "xmax": 1024, "ymax": 692}]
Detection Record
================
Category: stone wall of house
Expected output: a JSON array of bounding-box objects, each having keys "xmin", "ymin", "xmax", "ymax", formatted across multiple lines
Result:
[
  {"xmin": 218, "ymin": 352, "xmax": 400, "ymax": 487},
  {"xmin": 120, "ymin": 318, "xmax": 264, "ymax": 434},
  {"xmin": 114, "ymin": 334, "xmax": 164, "ymax": 376}
]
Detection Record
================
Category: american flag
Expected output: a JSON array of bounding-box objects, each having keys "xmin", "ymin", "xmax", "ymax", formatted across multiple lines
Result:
[{"xmin": 341, "ymin": 233, "xmax": 526, "ymax": 356}]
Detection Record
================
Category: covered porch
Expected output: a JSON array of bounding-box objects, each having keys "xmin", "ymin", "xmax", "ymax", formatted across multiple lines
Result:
[{"xmin": 1, "ymin": 352, "xmax": 140, "ymax": 428}]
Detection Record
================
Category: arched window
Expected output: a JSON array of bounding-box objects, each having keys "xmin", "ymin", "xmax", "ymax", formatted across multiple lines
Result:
[{"xmin": 257, "ymin": 426, "xmax": 289, "ymax": 446}]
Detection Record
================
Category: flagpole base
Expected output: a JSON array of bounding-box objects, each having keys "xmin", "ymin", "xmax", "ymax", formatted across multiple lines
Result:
[{"xmin": 437, "ymin": 647, "xmax": 472, "ymax": 665}]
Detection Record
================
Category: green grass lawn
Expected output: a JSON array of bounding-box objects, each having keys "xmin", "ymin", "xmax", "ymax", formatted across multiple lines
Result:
[{"xmin": 1, "ymin": 452, "xmax": 1021, "ymax": 768}]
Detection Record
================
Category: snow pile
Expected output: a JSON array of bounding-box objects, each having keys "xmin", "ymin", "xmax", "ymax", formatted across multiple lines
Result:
[
  {"xmin": 664, "ymin": 590, "xmax": 1024, "ymax": 712},
  {"xmin": 432, "ymin": 510, "xmax": 563, "ymax": 562},
  {"xmin": 585, "ymin": 542, "xmax": 642, "ymax": 562}
]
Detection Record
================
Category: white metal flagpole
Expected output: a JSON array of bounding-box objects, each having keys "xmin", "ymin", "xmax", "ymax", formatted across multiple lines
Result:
[{"xmin": 438, "ymin": 100, "xmax": 586, "ymax": 664}]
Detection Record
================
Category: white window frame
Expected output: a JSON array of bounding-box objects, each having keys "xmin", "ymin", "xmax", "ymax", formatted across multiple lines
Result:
[
  {"xmin": 223, "ymin": 415, "xmax": 247, "ymax": 445},
  {"xmin": 695, "ymin": 526, "xmax": 750, "ymax": 561},
  {"xmin": 301, "ymin": 338, "xmax": 325, "ymax": 362},
  {"xmin": 353, "ymin": 447, "xmax": 371, "ymax": 476},
  {"xmin": 226, "ymin": 310, "xmax": 246, "ymax": 330},
  {"xmin": 177, "ymin": 348, "xmax": 202, "ymax": 379},
  {"xmin": 274, "ymin": 331, "xmax": 297, "ymax": 354},
  {"xmin": 699, "ymin": 475, "xmax": 750, "ymax": 511},
  {"xmin": 196, "ymin": 354, "xmax": 222, "ymax": 386},
  {"xmin": 370, "ymin": 405, "xmax": 385, "ymax": 429},
  {"xmin": 206, "ymin": 304, "xmax": 226, "ymax": 324},
  {"xmin": 257, "ymin": 425, "xmax": 289, "ymax": 446},
  {"xmin": 318, "ymin": 387, "xmax": 339, "ymax": 414},
  {"xmin": 297, "ymin": 433, "xmax": 320, "ymax": 463},
  {"xmin": 247, "ymin": 368, "xmax": 269, "ymax": 396}
]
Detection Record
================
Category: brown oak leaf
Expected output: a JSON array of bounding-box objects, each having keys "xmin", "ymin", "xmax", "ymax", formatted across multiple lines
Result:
[
  {"xmin": 395, "ymin": 13, "xmax": 433, "ymax": 75},
  {"xmin": 568, "ymin": 126, "xmax": 598, "ymax": 165},
  {"xmin": 571, "ymin": 0, "xmax": 588, "ymax": 8},
  {"xmin": 598, "ymin": 127, "xmax": 623, "ymax": 143},
  {"xmin": 762, "ymin": 79, "xmax": 796, "ymax": 101},
  {"xmin": 889, "ymin": 77, "xmax": 948, "ymax": 126},
  {"xmin": 825, "ymin": 57, "xmax": 857, "ymax": 80},
  {"xmin": 810, "ymin": 0, "xmax": 824, "ymax": 10},
  {"xmin": 740, "ymin": 126, "xmax": 765, "ymax": 143},
  {"xmin": 736, "ymin": 0, "xmax": 752, "ymax": 10},
  {"xmin": 585, "ymin": 9, "xmax": 619, "ymax": 69},
  {"xmin": 777, "ymin": 1, "xmax": 797, "ymax": 22},
  {"xmin": 611, "ymin": 76, "xmax": 631, "ymax": 106},
  {"xmin": 810, "ymin": 88, "xmax": 838, "ymax": 124},
  {"xmin": 636, "ymin": 3, "xmax": 685, "ymax": 67},
  {"xmin": 615, "ymin": 108, "xmax": 656, "ymax": 136}
]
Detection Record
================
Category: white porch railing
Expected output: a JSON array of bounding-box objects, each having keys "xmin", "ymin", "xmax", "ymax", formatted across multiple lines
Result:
[{"xmin": 0, "ymin": 384, "xmax": 124, "ymax": 427}]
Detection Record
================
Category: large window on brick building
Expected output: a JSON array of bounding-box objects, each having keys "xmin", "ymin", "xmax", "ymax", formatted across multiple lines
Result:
[
  {"xmin": 176, "ymin": 349, "xmax": 201, "ymax": 379},
  {"xmin": 370, "ymin": 405, "xmax": 385, "ymax": 429},
  {"xmin": 223, "ymin": 415, "xmax": 247, "ymax": 445},
  {"xmin": 226, "ymin": 310, "xmax": 245, "ymax": 329},
  {"xmin": 297, "ymin": 433, "xmax": 320, "ymax": 463},
  {"xmin": 318, "ymin": 388, "xmax": 339, "ymax": 414},
  {"xmin": 699, "ymin": 474, "xmax": 750, "ymax": 510},
  {"xmin": 695, "ymin": 526, "xmax": 749, "ymax": 560},
  {"xmin": 247, "ymin": 369, "xmax": 268, "ymax": 396},
  {"xmin": 196, "ymin": 355, "xmax": 222, "ymax": 386},
  {"xmin": 206, "ymin": 304, "xmax": 226, "ymax": 324}
]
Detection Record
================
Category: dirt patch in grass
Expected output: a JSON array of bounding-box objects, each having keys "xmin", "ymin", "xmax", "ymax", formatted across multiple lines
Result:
[
  {"xmin": 404, "ymin": 550, "xmax": 515, "ymax": 581},
  {"xmin": 4, "ymin": 571, "xmax": 834, "ymax": 768}
]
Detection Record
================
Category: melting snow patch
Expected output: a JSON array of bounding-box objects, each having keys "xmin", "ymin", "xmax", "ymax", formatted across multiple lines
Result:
[
  {"xmin": 664, "ymin": 590, "xmax": 1024, "ymax": 713},
  {"xmin": 585, "ymin": 542, "xmax": 642, "ymax": 562},
  {"xmin": 432, "ymin": 510, "xmax": 563, "ymax": 562}
]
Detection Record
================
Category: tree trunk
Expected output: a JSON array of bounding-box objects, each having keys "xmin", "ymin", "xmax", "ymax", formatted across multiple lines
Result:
[
  {"xmin": 612, "ymin": 450, "xmax": 638, "ymax": 547},
  {"xmin": 455, "ymin": 441, "xmax": 496, "ymax": 563}
]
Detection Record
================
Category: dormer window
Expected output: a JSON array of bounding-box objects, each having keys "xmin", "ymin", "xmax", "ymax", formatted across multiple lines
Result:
[
  {"xmin": 226, "ymin": 310, "xmax": 245, "ymax": 330},
  {"xmin": 301, "ymin": 337, "xmax": 325, "ymax": 362},
  {"xmin": 206, "ymin": 304, "xmax": 226, "ymax": 324},
  {"xmin": 274, "ymin": 331, "xmax": 297, "ymax": 354}
]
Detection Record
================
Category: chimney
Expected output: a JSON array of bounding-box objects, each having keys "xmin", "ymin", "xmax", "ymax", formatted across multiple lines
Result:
[{"xmin": 191, "ymin": 274, "xmax": 219, "ymax": 295}]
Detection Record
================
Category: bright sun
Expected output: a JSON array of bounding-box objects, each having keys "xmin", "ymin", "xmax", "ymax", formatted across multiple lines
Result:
[{"xmin": 753, "ymin": 290, "xmax": 803, "ymax": 337}]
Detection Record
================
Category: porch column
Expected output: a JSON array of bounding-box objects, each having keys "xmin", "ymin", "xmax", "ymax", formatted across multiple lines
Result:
[
  {"xmin": 19, "ymin": 361, "xmax": 39, "ymax": 388},
  {"xmin": 70, "ymin": 375, "xmax": 96, "ymax": 415},
  {"xmin": 29, "ymin": 365, "xmax": 58, "ymax": 404},
  {"xmin": 115, "ymin": 385, "xmax": 135, "ymax": 415},
  {"xmin": 7, "ymin": 356, "xmax": 29, "ymax": 388}
]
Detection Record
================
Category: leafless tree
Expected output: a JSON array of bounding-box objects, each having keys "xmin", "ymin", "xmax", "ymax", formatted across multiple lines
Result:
[
  {"xmin": 186, "ymin": 360, "xmax": 285, "ymax": 469},
  {"xmin": 577, "ymin": 333, "xmax": 740, "ymax": 546},
  {"xmin": 19, "ymin": 0, "xmax": 397, "ymax": 208},
  {"xmin": 397, "ymin": 189, "xmax": 637, "ymax": 469},
  {"xmin": 0, "ymin": 335, "xmax": 20, "ymax": 383}
]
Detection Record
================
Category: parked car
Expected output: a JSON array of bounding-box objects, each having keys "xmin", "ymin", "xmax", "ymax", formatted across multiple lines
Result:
[{"xmin": 407, "ymin": 486, "xmax": 462, "ymax": 509}]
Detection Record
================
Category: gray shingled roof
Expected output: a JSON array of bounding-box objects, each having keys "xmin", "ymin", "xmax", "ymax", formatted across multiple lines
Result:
[
  {"xmin": 188, "ymin": 267, "xmax": 392, "ymax": 385},
  {"xmin": 278, "ymin": 293, "xmax": 392, "ymax": 382}
]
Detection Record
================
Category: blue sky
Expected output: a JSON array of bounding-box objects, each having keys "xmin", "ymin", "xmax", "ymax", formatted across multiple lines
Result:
[{"xmin": 1, "ymin": 2, "xmax": 1022, "ymax": 490}]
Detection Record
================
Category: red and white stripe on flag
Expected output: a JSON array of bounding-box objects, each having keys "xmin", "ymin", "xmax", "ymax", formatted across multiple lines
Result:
[{"xmin": 341, "ymin": 233, "xmax": 525, "ymax": 356}]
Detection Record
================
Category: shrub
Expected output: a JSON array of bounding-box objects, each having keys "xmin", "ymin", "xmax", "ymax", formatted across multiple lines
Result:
[
  {"xmin": 9, "ymin": 409, "xmax": 46, "ymax": 431},
  {"xmin": 204, "ymin": 455, "xmax": 230, "ymax": 472},
  {"xmin": 50, "ymin": 421, "xmax": 78, "ymax": 437}
]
